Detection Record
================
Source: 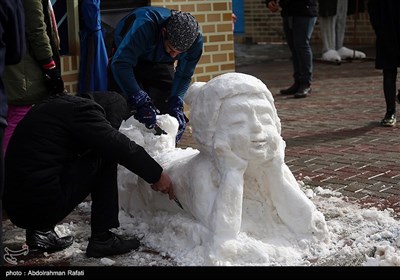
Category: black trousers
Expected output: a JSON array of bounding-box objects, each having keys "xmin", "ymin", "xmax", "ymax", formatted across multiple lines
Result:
[
  {"xmin": 58, "ymin": 152, "xmax": 120, "ymax": 234},
  {"xmin": 383, "ymin": 68, "xmax": 397, "ymax": 114},
  {"xmin": 135, "ymin": 62, "xmax": 175, "ymax": 113},
  {"xmin": 7, "ymin": 151, "xmax": 120, "ymax": 234},
  {"xmin": 109, "ymin": 61, "xmax": 175, "ymax": 114}
]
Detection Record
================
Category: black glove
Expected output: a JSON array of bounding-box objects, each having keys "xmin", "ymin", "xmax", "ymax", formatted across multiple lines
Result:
[
  {"xmin": 128, "ymin": 90, "xmax": 157, "ymax": 129},
  {"xmin": 168, "ymin": 95, "xmax": 186, "ymax": 143},
  {"xmin": 42, "ymin": 61, "xmax": 65, "ymax": 95}
]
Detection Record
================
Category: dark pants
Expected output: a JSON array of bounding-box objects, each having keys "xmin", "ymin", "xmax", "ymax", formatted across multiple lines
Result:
[
  {"xmin": 7, "ymin": 152, "xmax": 120, "ymax": 234},
  {"xmin": 383, "ymin": 68, "xmax": 397, "ymax": 115},
  {"xmin": 135, "ymin": 62, "xmax": 175, "ymax": 114},
  {"xmin": 283, "ymin": 16, "xmax": 317, "ymax": 86},
  {"xmin": 109, "ymin": 61, "xmax": 175, "ymax": 114},
  {"xmin": 58, "ymin": 152, "xmax": 120, "ymax": 234}
]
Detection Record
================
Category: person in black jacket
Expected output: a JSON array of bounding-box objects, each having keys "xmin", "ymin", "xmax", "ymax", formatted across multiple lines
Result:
[
  {"xmin": 3, "ymin": 91, "xmax": 175, "ymax": 258},
  {"xmin": 0, "ymin": 0, "xmax": 25, "ymax": 266},
  {"xmin": 368, "ymin": 0, "xmax": 400, "ymax": 127},
  {"xmin": 266, "ymin": 0, "xmax": 318, "ymax": 98}
]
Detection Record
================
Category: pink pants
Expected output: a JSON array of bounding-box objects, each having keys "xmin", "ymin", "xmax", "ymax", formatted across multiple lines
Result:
[{"xmin": 3, "ymin": 105, "xmax": 32, "ymax": 155}]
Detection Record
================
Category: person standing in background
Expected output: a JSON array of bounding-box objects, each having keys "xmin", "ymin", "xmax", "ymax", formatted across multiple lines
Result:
[
  {"xmin": 0, "ymin": 0, "xmax": 25, "ymax": 266},
  {"xmin": 319, "ymin": 0, "xmax": 366, "ymax": 63},
  {"xmin": 78, "ymin": 0, "xmax": 108, "ymax": 94},
  {"xmin": 265, "ymin": 0, "xmax": 318, "ymax": 98},
  {"xmin": 368, "ymin": 0, "xmax": 400, "ymax": 127},
  {"xmin": 2, "ymin": 0, "xmax": 65, "ymax": 154}
]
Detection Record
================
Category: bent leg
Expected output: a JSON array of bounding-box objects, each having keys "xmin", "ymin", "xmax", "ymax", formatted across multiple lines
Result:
[
  {"xmin": 60, "ymin": 152, "xmax": 119, "ymax": 233},
  {"xmin": 90, "ymin": 159, "xmax": 120, "ymax": 233}
]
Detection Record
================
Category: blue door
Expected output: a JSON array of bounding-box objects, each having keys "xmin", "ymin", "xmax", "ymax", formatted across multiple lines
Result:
[{"xmin": 232, "ymin": 0, "xmax": 244, "ymax": 34}]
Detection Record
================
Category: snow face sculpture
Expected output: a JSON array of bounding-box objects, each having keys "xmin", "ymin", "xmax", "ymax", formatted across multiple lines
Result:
[{"xmin": 118, "ymin": 72, "xmax": 329, "ymax": 265}]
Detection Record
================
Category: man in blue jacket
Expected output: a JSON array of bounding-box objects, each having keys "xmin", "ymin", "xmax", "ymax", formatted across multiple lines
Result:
[{"xmin": 109, "ymin": 6, "xmax": 203, "ymax": 143}]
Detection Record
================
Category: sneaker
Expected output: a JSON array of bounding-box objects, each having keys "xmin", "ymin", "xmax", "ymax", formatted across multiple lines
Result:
[
  {"xmin": 86, "ymin": 232, "xmax": 140, "ymax": 258},
  {"xmin": 381, "ymin": 113, "xmax": 396, "ymax": 127},
  {"xmin": 337, "ymin": 46, "xmax": 366, "ymax": 60},
  {"xmin": 321, "ymin": 49, "xmax": 341, "ymax": 62},
  {"xmin": 26, "ymin": 228, "xmax": 74, "ymax": 252},
  {"xmin": 280, "ymin": 83, "xmax": 299, "ymax": 95},
  {"xmin": 294, "ymin": 85, "xmax": 312, "ymax": 98}
]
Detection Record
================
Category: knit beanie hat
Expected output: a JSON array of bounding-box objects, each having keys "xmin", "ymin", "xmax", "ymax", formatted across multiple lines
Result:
[
  {"xmin": 82, "ymin": 91, "xmax": 130, "ymax": 129},
  {"xmin": 166, "ymin": 10, "xmax": 200, "ymax": 52}
]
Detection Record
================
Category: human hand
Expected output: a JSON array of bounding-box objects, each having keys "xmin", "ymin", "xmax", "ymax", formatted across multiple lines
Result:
[
  {"xmin": 151, "ymin": 172, "xmax": 175, "ymax": 200},
  {"xmin": 134, "ymin": 103, "xmax": 157, "ymax": 129},
  {"xmin": 129, "ymin": 90, "xmax": 157, "ymax": 129},
  {"xmin": 168, "ymin": 96, "xmax": 187, "ymax": 143},
  {"xmin": 267, "ymin": 0, "xmax": 279, "ymax": 12},
  {"xmin": 42, "ymin": 64, "xmax": 65, "ymax": 95}
]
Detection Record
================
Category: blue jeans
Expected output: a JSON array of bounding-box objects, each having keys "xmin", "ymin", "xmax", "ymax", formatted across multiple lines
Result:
[{"xmin": 283, "ymin": 16, "xmax": 317, "ymax": 85}]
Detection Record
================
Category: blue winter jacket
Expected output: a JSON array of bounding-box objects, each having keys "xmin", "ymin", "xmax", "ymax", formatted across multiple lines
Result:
[{"xmin": 111, "ymin": 6, "xmax": 203, "ymax": 100}]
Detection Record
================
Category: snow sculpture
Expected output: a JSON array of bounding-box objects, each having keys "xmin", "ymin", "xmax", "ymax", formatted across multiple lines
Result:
[{"xmin": 118, "ymin": 72, "xmax": 329, "ymax": 265}]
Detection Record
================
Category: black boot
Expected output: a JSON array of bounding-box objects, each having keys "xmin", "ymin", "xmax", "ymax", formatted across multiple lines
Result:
[
  {"xmin": 280, "ymin": 82, "xmax": 299, "ymax": 95},
  {"xmin": 26, "ymin": 228, "xmax": 74, "ymax": 252},
  {"xmin": 294, "ymin": 84, "xmax": 312, "ymax": 98},
  {"xmin": 86, "ymin": 231, "xmax": 140, "ymax": 258}
]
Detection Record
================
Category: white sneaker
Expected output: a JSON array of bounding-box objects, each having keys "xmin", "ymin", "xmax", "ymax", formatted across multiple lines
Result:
[
  {"xmin": 337, "ymin": 46, "xmax": 366, "ymax": 60},
  {"xmin": 321, "ymin": 49, "xmax": 341, "ymax": 62}
]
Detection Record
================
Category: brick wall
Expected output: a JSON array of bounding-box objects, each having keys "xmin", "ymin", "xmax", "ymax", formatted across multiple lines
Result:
[{"xmin": 235, "ymin": 0, "xmax": 375, "ymax": 47}]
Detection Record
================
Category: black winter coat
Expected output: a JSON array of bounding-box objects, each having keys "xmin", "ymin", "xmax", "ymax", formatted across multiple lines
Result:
[
  {"xmin": 266, "ymin": 0, "xmax": 318, "ymax": 17},
  {"xmin": 368, "ymin": 0, "xmax": 400, "ymax": 69},
  {"xmin": 318, "ymin": 0, "xmax": 364, "ymax": 17},
  {"xmin": 4, "ymin": 93, "xmax": 163, "ymax": 222}
]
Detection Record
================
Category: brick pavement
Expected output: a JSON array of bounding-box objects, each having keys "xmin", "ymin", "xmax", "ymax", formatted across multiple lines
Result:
[{"xmin": 178, "ymin": 44, "xmax": 400, "ymax": 216}]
